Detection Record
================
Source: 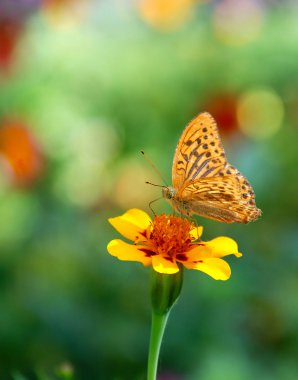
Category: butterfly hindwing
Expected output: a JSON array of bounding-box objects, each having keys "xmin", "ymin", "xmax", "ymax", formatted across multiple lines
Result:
[
  {"xmin": 178, "ymin": 176, "xmax": 260, "ymax": 223},
  {"xmin": 180, "ymin": 175, "xmax": 241, "ymax": 202}
]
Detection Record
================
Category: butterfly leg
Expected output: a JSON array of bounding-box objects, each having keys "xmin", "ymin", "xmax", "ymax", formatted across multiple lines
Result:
[
  {"xmin": 187, "ymin": 214, "xmax": 198, "ymax": 229},
  {"xmin": 170, "ymin": 206, "xmax": 178, "ymax": 217},
  {"xmin": 148, "ymin": 198, "xmax": 160, "ymax": 217}
]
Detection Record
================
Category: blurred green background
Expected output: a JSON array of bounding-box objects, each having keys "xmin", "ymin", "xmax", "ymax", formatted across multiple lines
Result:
[{"xmin": 1, "ymin": 0, "xmax": 298, "ymax": 379}]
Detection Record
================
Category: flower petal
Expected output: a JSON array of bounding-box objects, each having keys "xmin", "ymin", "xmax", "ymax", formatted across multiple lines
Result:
[
  {"xmin": 107, "ymin": 239, "xmax": 152, "ymax": 266},
  {"xmin": 190, "ymin": 225, "xmax": 203, "ymax": 240},
  {"xmin": 152, "ymin": 256, "xmax": 179, "ymax": 274},
  {"xmin": 184, "ymin": 257, "xmax": 231, "ymax": 280},
  {"xmin": 205, "ymin": 236, "xmax": 242, "ymax": 258},
  {"xmin": 108, "ymin": 209, "xmax": 152, "ymax": 241},
  {"xmin": 186, "ymin": 244, "xmax": 213, "ymax": 261}
]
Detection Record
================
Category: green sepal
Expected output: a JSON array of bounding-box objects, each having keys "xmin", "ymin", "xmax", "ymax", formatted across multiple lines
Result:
[{"xmin": 150, "ymin": 266, "xmax": 183, "ymax": 315}]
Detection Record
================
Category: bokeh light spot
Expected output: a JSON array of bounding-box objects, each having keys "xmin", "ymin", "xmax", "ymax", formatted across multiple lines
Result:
[
  {"xmin": 237, "ymin": 88, "xmax": 284, "ymax": 140},
  {"xmin": 213, "ymin": 0, "xmax": 263, "ymax": 46},
  {"xmin": 114, "ymin": 158, "xmax": 157, "ymax": 211},
  {"xmin": 53, "ymin": 120, "xmax": 121, "ymax": 208},
  {"xmin": 42, "ymin": 0, "xmax": 88, "ymax": 29}
]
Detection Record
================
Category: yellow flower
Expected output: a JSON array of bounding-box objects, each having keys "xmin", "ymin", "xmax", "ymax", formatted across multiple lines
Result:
[{"xmin": 107, "ymin": 209, "xmax": 242, "ymax": 281}]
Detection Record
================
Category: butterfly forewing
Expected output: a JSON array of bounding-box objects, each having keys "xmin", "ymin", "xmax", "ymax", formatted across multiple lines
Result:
[
  {"xmin": 172, "ymin": 112, "xmax": 226, "ymax": 189},
  {"xmin": 169, "ymin": 112, "xmax": 261, "ymax": 223}
]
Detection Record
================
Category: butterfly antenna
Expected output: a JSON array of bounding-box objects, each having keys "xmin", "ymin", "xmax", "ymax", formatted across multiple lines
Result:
[
  {"xmin": 145, "ymin": 181, "xmax": 164, "ymax": 187},
  {"xmin": 141, "ymin": 150, "xmax": 168, "ymax": 187},
  {"xmin": 148, "ymin": 197, "xmax": 163, "ymax": 216}
]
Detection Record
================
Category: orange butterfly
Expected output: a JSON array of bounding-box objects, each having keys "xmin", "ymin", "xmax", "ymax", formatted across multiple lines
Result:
[{"xmin": 162, "ymin": 112, "xmax": 262, "ymax": 223}]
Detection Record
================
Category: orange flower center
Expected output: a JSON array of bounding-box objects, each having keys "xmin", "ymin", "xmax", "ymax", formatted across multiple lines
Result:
[{"xmin": 137, "ymin": 214, "xmax": 198, "ymax": 262}]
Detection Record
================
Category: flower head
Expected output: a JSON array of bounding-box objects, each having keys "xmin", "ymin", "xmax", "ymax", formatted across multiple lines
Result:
[{"xmin": 107, "ymin": 209, "xmax": 242, "ymax": 281}]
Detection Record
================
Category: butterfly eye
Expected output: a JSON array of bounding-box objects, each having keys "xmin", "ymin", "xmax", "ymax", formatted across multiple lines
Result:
[{"xmin": 162, "ymin": 187, "xmax": 173, "ymax": 200}]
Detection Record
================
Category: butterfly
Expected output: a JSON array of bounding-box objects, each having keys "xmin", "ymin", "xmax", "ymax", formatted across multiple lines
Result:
[{"xmin": 162, "ymin": 112, "xmax": 262, "ymax": 223}]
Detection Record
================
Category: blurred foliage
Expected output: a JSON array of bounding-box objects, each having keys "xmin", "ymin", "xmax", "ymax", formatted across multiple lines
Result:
[{"xmin": 0, "ymin": 0, "xmax": 298, "ymax": 379}]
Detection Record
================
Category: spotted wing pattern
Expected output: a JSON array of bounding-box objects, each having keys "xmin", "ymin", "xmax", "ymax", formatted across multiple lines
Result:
[
  {"xmin": 171, "ymin": 112, "xmax": 261, "ymax": 223},
  {"xmin": 180, "ymin": 175, "xmax": 261, "ymax": 223},
  {"xmin": 172, "ymin": 112, "xmax": 226, "ymax": 190}
]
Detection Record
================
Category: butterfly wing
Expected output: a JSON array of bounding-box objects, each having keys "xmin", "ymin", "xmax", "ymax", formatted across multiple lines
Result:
[
  {"xmin": 171, "ymin": 112, "xmax": 261, "ymax": 223},
  {"xmin": 172, "ymin": 112, "xmax": 227, "ymax": 190},
  {"xmin": 179, "ymin": 176, "xmax": 261, "ymax": 223}
]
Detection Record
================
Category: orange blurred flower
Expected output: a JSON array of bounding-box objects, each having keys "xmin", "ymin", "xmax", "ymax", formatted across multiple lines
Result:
[
  {"xmin": 0, "ymin": 20, "xmax": 23, "ymax": 71},
  {"xmin": 204, "ymin": 93, "xmax": 239, "ymax": 135},
  {"xmin": 0, "ymin": 120, "xmax": 44, "ymax": 186},
  {"xmin": 138, "ymin": 0, "xmax": 197, "ymax": 31},
  {"xmin": 42, "ymin": 0, "xmax": 88, "ymax": 27}
]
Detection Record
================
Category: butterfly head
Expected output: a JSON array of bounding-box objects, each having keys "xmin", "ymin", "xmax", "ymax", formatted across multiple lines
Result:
[{"xmin": 162, "ymin": 186, "xmax": 176, "ymax": 201}]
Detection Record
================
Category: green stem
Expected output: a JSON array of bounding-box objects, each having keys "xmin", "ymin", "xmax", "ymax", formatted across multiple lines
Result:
[
  {"xmin": 147, "ymin": 311, "xmax": 170, "ymax": 380},
  {"xmin": 147, "ymin": 268, "xmax": 183, "ymax": 380}
]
